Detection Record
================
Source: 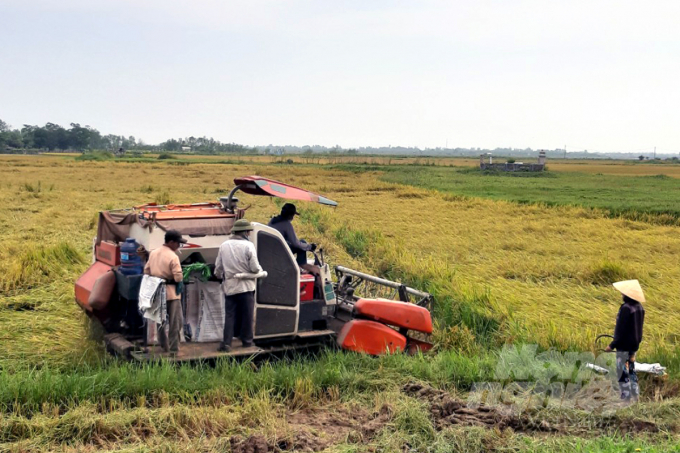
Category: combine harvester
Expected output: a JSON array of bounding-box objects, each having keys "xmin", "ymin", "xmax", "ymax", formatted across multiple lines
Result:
[{"xmin": 75, "ymin": 176, "xmax": 433, "ymax": 361}]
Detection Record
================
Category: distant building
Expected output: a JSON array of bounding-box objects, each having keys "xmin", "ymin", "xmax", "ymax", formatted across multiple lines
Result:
[
  {"xmin": 181, "ymin": 146, "xmax": 191, "ymax": 152},
  {"xmin": 480, "ymin": 150, "xmax": 546, "ymax": 172}
]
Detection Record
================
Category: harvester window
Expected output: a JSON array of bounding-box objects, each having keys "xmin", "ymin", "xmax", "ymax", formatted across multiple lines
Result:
[{"xmin": 256, "ymin": 231, "xmax": 298, "ymax": 307}]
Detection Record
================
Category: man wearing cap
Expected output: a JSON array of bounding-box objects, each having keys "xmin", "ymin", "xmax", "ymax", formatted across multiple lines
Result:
[
  {"xmin": 143, "ymin": 229, "xmax": 186, "ymax": 354},
  {"xmin": 268, "ymin": 203, "xmax": 318, "ymax": 274},
  {"xmin": 605, "ymin": 279, "xmax": 646, "ymax": 402},
  {"xmin": 214, "ymin": 219, "xmax": 265, "ymax": 352}
]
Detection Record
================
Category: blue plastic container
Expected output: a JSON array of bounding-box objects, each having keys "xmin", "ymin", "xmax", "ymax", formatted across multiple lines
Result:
[{"xmin": 119, "ymin": 238, "xmax": 143, "ymax": 275}]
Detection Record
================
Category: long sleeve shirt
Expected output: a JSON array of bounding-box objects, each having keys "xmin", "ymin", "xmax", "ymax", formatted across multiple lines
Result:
[
  {"xmin": 268, "ymin": 216, "xmax": 312, "ymax": 252},
  {"xmin": 214, "ymin": 235, "xmax": 264, "ymax": 296},
  {"xmin": 609, "ymin": 300, "xmax": 645, "ymax": 352},
  {"xmin": 143, "ymin": 244, "xmax": 183, "ymax": 300}
]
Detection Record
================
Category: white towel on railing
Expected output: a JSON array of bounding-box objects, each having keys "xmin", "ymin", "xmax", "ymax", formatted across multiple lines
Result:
[{"xmin": 138, "ymin": 275, "xmax": 166, "ymax": 325}]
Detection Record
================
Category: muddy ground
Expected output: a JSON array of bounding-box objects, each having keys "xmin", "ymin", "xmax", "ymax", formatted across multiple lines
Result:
[
  {"xmin": 230, "ymin": 404, "xmax": 392, "ymax": 453},
  {"xmin": 402, "ymin": 383, "xmax": 670, "ymax": 436},
  {"xmin": 229, "ymin": 383, "xmax": 675, "ymax": 452}
]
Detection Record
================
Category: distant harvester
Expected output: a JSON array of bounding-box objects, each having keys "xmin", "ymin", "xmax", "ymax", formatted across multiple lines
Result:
[{"xmin": 480, "ymin": 150, "xmax": 546, "ymax": 172}]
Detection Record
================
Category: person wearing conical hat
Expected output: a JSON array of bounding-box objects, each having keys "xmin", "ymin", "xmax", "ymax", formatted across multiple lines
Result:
[
  {"xmin": 214, "ymin": 219, "xmax": 265, "ymax": 352},
  {"xmin": 605, "ymin": 280, "xmax": 646, "ymax": 402}
]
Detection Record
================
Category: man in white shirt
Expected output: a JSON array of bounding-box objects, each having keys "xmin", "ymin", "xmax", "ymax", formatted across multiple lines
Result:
[{"xmin": 214, "ymin": 219, "xmax": 265, "ymax": 352}]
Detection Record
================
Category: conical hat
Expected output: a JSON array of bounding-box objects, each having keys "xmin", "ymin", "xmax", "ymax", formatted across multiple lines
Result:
[{"xmin": 613, "ymin": 279, "xmax": 645, "ymax": 303}]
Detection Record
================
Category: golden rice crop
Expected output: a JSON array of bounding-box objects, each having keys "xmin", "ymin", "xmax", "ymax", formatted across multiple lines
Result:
[
  {"xmin": 0, "ymin": 155, "xmax": 678, "ymax": 369},
  {"xmin": 312, "ymin": 176, "xmax": 680, "ymax": 355},
  {"xmin": 45, "ymin": 152, "xmax": 680, "ymax": 177}
]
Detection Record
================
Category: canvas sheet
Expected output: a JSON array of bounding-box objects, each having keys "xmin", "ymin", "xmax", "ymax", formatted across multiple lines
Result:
[
  {"xmin": 184, "ymin": 282, "xmax": 200, "ymax": 341},
  {"xmin": 96, "ymin": 211, "xmax": 235, "ymax": 246},
  {"xmin": 195, "ymin": 281, "xmax": 225, "ymax": 342}
]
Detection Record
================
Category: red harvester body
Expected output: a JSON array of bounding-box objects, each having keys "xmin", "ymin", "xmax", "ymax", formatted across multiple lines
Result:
[{"xmin": 74, "ymin": 176, "xmax": 433, "ymax": 361}]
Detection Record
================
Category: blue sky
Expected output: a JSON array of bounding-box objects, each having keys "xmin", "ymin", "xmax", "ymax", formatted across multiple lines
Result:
[{"xmin": 1, "ymin": 1, "xmax": 679, "ymax": 152}]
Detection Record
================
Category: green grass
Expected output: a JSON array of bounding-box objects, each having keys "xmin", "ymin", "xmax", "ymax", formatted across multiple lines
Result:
[
  {"xmin": 2, "ymin": 362, "xmax": 678, "ymax": 451},
  {"xmin": 379, "ymin": 166, "xmax": 680, "ymax": 225},
  {"xmin": 75, "ymin": 151, "xmax": 115, "ymax": 161},
  {"xmin": 0, "ymin": 350, "xmax": 493, "ymax": 417},
  {"xmin": 2, "ymin": 390, "xmax": 678, "ymax": 453},
  {"xmin": 515, "ymin": 437, "xmax": 680, "ymax": 453},
  {"xmin": 2, "ymin": 352, "xmax": 678, "ymax": 451}
]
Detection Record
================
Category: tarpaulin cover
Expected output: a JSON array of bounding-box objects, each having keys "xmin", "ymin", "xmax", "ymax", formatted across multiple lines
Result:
[
  {"xmin": 184, "ymin": 282, "xmax": 200, "ymax": 341},
  {"xmin": 155, "ymin": 217, "xmax": 235, "ymax": 237},
  {"xmin": 195, "ymin": 281, "xmax": 224, "ymax": 342},
  {"xmin": 96, "ymin": 211, "xmax": 235, "ymax": 246},
  {"xmin": 96, "ymin": 212, "xmax": 148, "ymax": 246}
]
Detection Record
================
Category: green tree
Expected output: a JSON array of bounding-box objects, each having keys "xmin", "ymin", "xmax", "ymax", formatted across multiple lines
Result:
[
  {"xmin": 0, "ymin": 119, "xmax": 10, "ymax": 149},
  {"xmin": 4, "ymin": 130, "xmax": 23, "ymax": 148},
  {"xmin": 20, "ymin": 125, "xmax": 37, "ymax": 148},
  {"xmin": 68, "ymin": 123, "xmax": 92, "ymax": 151}
]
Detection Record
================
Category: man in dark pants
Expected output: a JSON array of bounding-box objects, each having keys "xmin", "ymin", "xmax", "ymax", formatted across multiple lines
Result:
[
  {"xmin": 214, "ymin": 219, "xmax": 265, "ymax": 352},
  {"xmin": 268, "ymin": 203, "xmax": 319, "ymax": 274},
  {"xmin": 144, "ymin": 229, "xmax": 186, "ymax": 355},
  {"xmin": 605, "ymin": 279, "xmax": 646, "ymax": 402}
]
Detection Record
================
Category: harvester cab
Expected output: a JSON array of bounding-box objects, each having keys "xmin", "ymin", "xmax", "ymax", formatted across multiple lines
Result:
[{"xmin": 75, "ymin": 176, "xmax": 433, "ymax": 361}]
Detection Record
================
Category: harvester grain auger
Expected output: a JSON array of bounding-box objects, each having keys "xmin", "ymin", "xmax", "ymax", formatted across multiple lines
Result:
[{"xmin": 74, "ymin": 176, "xmax": 433, "ymax": 362}]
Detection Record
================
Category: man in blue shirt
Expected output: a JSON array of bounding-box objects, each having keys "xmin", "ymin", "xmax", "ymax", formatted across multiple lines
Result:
[{"xmin": 268, "ymin": 203, "xmax": 319, "ymax": 274}]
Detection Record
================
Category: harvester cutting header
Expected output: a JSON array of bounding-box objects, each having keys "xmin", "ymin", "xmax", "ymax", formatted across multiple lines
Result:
[{"xmin": 75, "ymin": 176, "xmax": 433, "ymax": 361}]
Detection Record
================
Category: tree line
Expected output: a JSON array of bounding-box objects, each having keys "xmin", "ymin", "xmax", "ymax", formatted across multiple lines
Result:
[
  {"xmin": 0, "ymin": 119, "xmax": 144, "ymax": 152},
  {"xmin": 158, "ymin": 137, "xmax": 256, "ymax": 154},
  {"xmin": 0, "ymin": 119, "xmax": 255, "ymax": 154},
  {"xmin": 3, "ymin": 118, "xmax": 675, "ymax": 159}
]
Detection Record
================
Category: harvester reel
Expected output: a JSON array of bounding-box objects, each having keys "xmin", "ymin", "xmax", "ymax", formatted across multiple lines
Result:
[{"xmin": 334, "ymin": 266, "xmax": 433, "ymax": 309}]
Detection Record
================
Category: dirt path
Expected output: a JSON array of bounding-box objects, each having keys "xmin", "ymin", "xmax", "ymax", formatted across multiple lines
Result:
[{"xmin": 230, "ymin": 404, "xmax": 392, "ymax": 453}]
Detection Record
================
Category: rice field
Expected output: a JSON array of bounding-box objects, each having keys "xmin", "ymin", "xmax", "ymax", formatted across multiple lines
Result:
[
  {"xmin": 306, "ymin": 173, "xmax": 680, "ymax": 360},
  {"xmin": 43, "ymin": 151, "xmax": 680, "ymax": 177},
  {"xmin": 378, "ymin": 166, "xmax": 680, "ymax": 225},
  {"xmin": 169, "ymin": 154, "xmax": 680, "ymax": 178},
  {"xmin": 1, "ymin": 154, "xmax": 679, "ymax": 451}
]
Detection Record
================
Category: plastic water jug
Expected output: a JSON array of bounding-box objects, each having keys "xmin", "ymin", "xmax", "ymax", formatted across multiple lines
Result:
[{"xmin": 119, "ymin": 238, "xmax": 143, "ymax": 275}]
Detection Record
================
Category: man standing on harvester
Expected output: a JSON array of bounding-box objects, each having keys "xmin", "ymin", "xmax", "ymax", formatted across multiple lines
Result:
[
  {"xmin": 214, "ymin": 219, "xmax": 266, "ymax": 352},
  {"xmin": 605, "ymin": 279, "xmax": 646, "ymax": 402},
  {"xmin": 144, "ymin": 229, "xmax": 186, "ymax": 355},
  {"xmin": 268, "ymin": 203, "xmax": 318, "ymax": 274}
]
